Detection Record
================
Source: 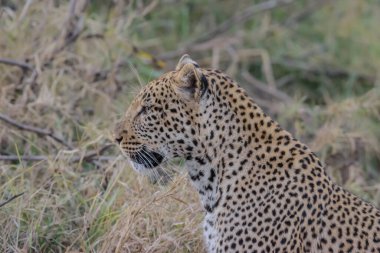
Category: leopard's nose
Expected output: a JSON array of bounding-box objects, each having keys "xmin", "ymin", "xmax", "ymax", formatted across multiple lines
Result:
[
  {"xmin": 114, "ymin": 120, "xmax": 125, "ymax": 144},
  {"xmin": 115, "ymin": 136, "xmax": 123, "ymax": 144}
]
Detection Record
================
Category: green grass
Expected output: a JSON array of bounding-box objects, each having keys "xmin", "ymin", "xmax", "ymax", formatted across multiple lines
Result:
[{"xmin": 0, "ymin": 0, "xmax": 379, "ymax": 252}]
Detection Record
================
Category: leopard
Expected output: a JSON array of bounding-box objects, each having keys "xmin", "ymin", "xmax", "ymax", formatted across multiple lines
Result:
[{"xmin": 114, "ymin": 54, "xmax": 380, "ymax": 253}]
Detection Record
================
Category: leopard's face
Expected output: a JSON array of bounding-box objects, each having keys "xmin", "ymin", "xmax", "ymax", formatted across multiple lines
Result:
[{"xmin": 114, "ymin": 55, "xmax": 208, "ymax": 173}]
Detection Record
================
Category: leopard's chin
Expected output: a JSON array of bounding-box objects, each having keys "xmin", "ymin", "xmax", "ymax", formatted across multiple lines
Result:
[{"xmin": 128, "ymin": 146, "xmax": 164, "ymax": 170}]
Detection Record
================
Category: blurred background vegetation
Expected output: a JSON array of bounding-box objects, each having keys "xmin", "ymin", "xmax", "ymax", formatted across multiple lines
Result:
[{"xmin": 0, "ymin": 0, "xmax": 379, "ymax": 252}]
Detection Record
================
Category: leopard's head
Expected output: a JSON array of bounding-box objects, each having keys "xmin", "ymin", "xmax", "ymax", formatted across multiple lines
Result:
[{"xmin": 114, "ymin": 55, "xmax": 209, "ymax": 173}]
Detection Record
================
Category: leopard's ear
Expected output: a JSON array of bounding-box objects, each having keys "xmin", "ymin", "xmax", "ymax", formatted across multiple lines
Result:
[
  {"xmin": 175, "ymin": 54, "xmax": 200, "ymax": 70},
  {"xmin": 174, "ymin": 54, "xmax": 208, "ymax": 101}
]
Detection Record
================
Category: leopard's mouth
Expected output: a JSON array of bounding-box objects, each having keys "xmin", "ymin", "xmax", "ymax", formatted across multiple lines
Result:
[{"xmin": 129, "ymin": 146, "xmax": 164, "ymax": 169}]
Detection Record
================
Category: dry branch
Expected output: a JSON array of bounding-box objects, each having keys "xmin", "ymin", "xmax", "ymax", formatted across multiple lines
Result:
[
  {"xmin": 192, "ymin": 0, "xmax": 294, "ymax": 45},
  {"xmin": 71, "ymin": 143, "xmax": 114, "ymax": 163},
  {"xmin": 0, "ymin": 154, "xmax": 115, "ymax": 162},
  {"xmin": 0, "ymin": 192, "xmax": 24, "ymax": 208},
  {"xmin": 159, "ymin": 0, "xmax": 294, "ymax": 60},
  {"xmin": 0, "ymin": 113, "xmax": 73, "ymax": 149},
  {"xmin": 274, "ymin": 58, "xmax": 376, "ymax": 83},
  {"xmin": 284, "ymin": 0, "xmax": 332, "ymax": 27},
  {"xmin": 0, "ymin": 57, "xmax": 34, "ymax": 71},
  {"xmin": 237, "ymin": 48, "xmax": 276, "ymax": 88},
  {"xmin": 0, "ymin": 155, "xmax": 47, "ymax": 161},
  {"xmin": 41, "ymin": 0, "xmax": 87, "ymax": 63},
  {"xmin": 0, "ymin": 143, "xmax": 115, "ymax": 163},
  {"xmin": 242, "ymin": 71, "xmax": 292, "ymax": 104}
]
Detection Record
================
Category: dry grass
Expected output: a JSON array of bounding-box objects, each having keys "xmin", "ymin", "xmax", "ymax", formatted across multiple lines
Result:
[{"xmin": 0, "ymin": 0, "xmax": 379, "ymax": 252}]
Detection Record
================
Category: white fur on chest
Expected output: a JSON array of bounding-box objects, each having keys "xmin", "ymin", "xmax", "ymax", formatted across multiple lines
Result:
[
  {"xmin": 186, "ymin": 161, "xmax": 220, "ymax": 211},
  {"xmin": 203, "ymin": 212, "xmax": 218, "ymax": 253},
  {"xmin": 185, "ymin": 160, "xmax": 221, "ymax": 252}
]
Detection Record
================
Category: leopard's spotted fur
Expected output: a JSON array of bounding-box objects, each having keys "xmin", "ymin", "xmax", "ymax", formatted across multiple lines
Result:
[{"xmin": 115, "ymin": 55, "xmax": 380, "ymax": 253}]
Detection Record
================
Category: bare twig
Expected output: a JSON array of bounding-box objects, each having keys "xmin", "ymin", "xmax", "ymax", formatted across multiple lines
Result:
[
  {"xmin": 141, "ymin": 0, "xmax": 159, "ymax": 17},
  {"xmin": 0, "ymin": 154, "xmax": 116, "ymax": 162},
  {"xmin": 0, "ymin": 192, "xmax": 24, "ymax": 208},
  {"xmin": 0, "ymin": 113, "xmax": 73, "ymax": 149},
  {"xmin": 0, "ymin": 155, "xmax": 47, "ymax": 161},
  {"xmin": 62, "ymin": 16, "xmax": 84, "ymax": 49},
  {"xmin": 159, "ymin": 0, "xmax": 294, "ymax": 60},
  {"xmin": 284, "ymin": 0, "xmax": 332, "ymax": 27},
  {"xmin": 17, "ymin": 0, "xmax": 33, "ymax": 23},
  {"xmin": 0, "ymin": 143, "xmax": 115, "ymax": 163},
  {"xmin": 0, "ymin": 57, "xmax": 34, "ymax": 71},
  {"xmin": 237, "ymin": 48, "xmax": 276, "ymax": 88},
  {"xmin": 64, "ymin": 0, "xmax": 87, "ymax": 46},
  {"xmin": 192, "ymin": 0, "xmax": 293, "ymax": 45},
  {"xmin": 68, "ymin": 0, "xmax": 77, "ymax": 19},
  {"xmin": 71, "ymin": 143, "xmax": 114, "ymax": 163},
  {"xmin": 82, "ymin": 33, "xmax": 105, "ymax": 40},
  {"xmin": 242, "ymin": 71, "xmax": 292, "ymax": 104},
  {"xmin": 274, "ymin": 58, "xmax": 376, "ymax": 83},
  {"xmin": 41, "ymin": 0, "xmax": 87, "ymax": 63},
  {"xmin": 158, "ymin": 37, "xmax": 240, "ymax": 62},
  {"xmin": 276, "ymin": 74, "xmax": 295, "ymax": 87}
]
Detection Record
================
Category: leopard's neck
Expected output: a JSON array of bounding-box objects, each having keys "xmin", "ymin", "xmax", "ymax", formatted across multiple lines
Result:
[{"xmin": 184, "ymin": 70, "xmax": 326, "ymax": 213}]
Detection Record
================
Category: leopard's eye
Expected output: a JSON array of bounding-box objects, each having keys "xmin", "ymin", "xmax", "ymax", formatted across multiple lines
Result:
[{"xmin": 136, "ymin": 106, "xmax": 148, "ymax": 117}]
